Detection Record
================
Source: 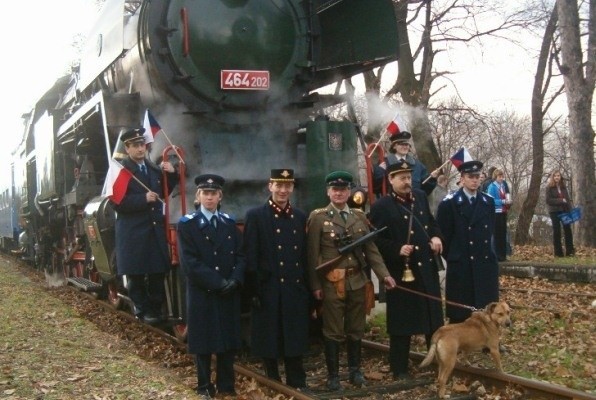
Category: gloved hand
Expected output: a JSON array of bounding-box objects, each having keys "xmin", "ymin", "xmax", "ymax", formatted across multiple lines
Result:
[
  {"xmin": 251, "ymin": 296, "xmax": 262, "ymax": 309},
  {"xmin": 220, "ymin": 279, "xmax": 239, "ymax": 295}
]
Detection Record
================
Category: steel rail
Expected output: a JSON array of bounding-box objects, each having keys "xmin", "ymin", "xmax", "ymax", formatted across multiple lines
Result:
[{"xmin": 362, "ymin": 340, "xmax": 596, "ymax": 400}]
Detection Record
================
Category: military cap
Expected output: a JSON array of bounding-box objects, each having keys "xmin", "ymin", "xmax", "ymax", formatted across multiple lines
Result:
[
  {"xmin": 388, "ymin": 131, "xmax": 412, "ymax": 153},
  {"xmin": 325, "ymin": 171, "xmax": 353, "ymax": 187},
  {"xmin": 458, "ymin": 160, "xmax": 484, "ymax": 174},
  {"xmin": 387, "ymin": 160, "xmax": 413, "ymax": 176},
  {"xmin": 195, "ymin": 174, "xmax": 225, "ymax": 189},
  {"xmin": 270, "ymin": 169, "xmax": 295, "ymax": 182},
  {"xmin": 120, "ymin": 127, "xmax": 146, "ymax": 144}
]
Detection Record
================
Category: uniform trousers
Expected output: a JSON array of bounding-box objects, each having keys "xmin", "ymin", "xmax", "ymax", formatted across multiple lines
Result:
[
  {"xmin": 196, "ymin": 351, "xmax": 236, "ymax": 394},
  {"xmin": 494, "ymin": 213, "xmax": 508, "ymax": 261},
  {"xmin": 127, "ymin": 273, "xmax": 165, "ymax": 318},
  {"xmin": 321, "ymin": 279, "xmax": 366, "ymax": 341}
]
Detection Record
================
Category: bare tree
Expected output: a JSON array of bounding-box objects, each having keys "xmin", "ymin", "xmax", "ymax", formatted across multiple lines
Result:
[
  {"xmin": 556, "ymin": 0, "xmax": 596, "ymax": 247},
  {"xmin": 515, "ymin": 4, "xmax": 562, "ymax": 244}
]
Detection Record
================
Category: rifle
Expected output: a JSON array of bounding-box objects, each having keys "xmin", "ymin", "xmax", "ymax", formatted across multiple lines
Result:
[{"xmin": 315, "ymin": 226, "xmax": 388, "ymax": 275}]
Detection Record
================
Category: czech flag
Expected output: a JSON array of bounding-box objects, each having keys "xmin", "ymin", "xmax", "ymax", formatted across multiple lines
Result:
[
  {"xmin": 101, "ymin": 158, "xmax": 133, "ymax": 205},
  {"xmin": 143, "ymin": 109, "xmax": 163, "ymax": 144},
  {"xmin": 449, "ymin": 147, "xmax": 473, "ymax": 169},
  {"xmin": 386, "ymin": 112, "xmax": 405, "ymax": 135}
]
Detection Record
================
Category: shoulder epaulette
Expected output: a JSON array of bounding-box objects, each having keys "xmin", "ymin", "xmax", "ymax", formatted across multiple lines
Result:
[
  {"xmin": 179, "ymin": 213, "xmax": 197, "ymax": 223},
  {"xmin": 311, "ymin": 208, "xmax": 327, "ymax": 215},
  {"xmin": 219, "ymin": 212, "xmax": 236, "ymax": 223},
  {"xmin": 352, "ymin": 208, "xmax": 365, "ymax": 214},
  {"xmin": 442, "ymin": 193, "xmax": 454, "ymax": 201}
]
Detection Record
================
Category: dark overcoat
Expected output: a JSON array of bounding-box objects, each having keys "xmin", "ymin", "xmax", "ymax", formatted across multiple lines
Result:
[
  {"xmin": 369, "ymin": 189, "xmax": 444, "ymax": 336},
  {"xmin": 436, "ymin": 188, "xmax": 499, "ymax": 322},
  {"xmin": 177, "ymin": 210, "xmax": 246, "ymax": 354},
  {"xmin": 112, "ymin": 158, "xmax": 178, "ymax": 275},
  {"xmin": 243, "ymin": 202, "xmax": 310, "ymax": 358}
]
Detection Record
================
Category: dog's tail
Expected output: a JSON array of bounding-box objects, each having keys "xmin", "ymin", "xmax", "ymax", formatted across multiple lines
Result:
[{"xmin": 419, "ymin": 342, "xmax": 437, "ymax": 367}]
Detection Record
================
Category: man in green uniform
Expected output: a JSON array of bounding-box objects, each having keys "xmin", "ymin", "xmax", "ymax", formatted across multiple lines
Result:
[{"xmin": 307, "ymin": 171, "xmax": 397, "ymax": 391}]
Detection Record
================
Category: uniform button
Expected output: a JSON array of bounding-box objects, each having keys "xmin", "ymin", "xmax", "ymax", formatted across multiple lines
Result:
[
  {"xmin": 214, "ymin": 251, "xmax": 217, "ymax": 255},
  {"xmin": 468, "ymin": 227, "xmax": 472, "ymax": 230},
  {"xmin": 485, "ymin": 240, "xmax": 488, "ymax": 243},
  {"xmin": 274, "ymin": 214, "xmax": 279, "ymax": 218},
  {"xmin": 206, "ymin": 236, "xmax": 210, "ymax": 240},
  {"xmin": 230, "ymin": 251, "xmax": 234, "ymax": 254},
  {"xmin": 296, "ymin": 262, "xmax": 299, "ymax": 266},
  {"xmin": 415, "ymin": 246, "xmax": 419, "ymax": 250},
  {"xmin": 424, "ymin": 225, "xmax": 428, "ymax": 229},
  {"xmin": 485, "ymin": 225, "xmax": 488, "ymax": 228},
  {"xmin": 227, "ymin": 235, "xmax": 231, "ymax": 239},
  {"xmin": 293, "ymin": 230, "xmax": 297, "ymax": 234},
  {"xmin": 215, "ymin": 266, "xmax": 219, "ymax": 271},
  {"xmin": 485, "ymin": 256, "xmax": 488, "ymax": 259},
  {"xmin": 404, "ymin": 216, "xmax": 408, "ymax": 219},
  {"xmin": 291, "ymin": 215, "xmax": 294, "ymax": 219},
  {"xmin": 410, "ymin": 230, "xmax": 414, "ymax": 235},
  {"xmin": 418, "ymin": 262, "xmax": 422, "ymax": 266},
  {"xmin": 278, "ymin": 245, "xmax": 282, "ymax": 250},
  {"xmin": 419, "ymin": 211, "xmax": 423, "ymax": 215},
  {"xmin": 469, "ymin": 241, "xmax": 473, "ymax": 245},
  {"xmin": 280, "ymin": 278, "xmax": 284, "ymax": 283},
  {"xmin": 348, "ymin": 257, "xmax": 352, "ymax": 261},
  {"xmin": 470, "ymin": 256, "xmax": 474, "ymax": 260},
  {"xmin": 296, "ymin": 278, "xmax": 300, "ymax": 283},
  {"xmin": 294, "ymin": 245, "xmax": 298, "ymax": 250},
  {"xmin": 279, "ymin": 262, "xmax": 284, "ymax": 266},
  {"xmin": 276, "ymin": 229, "xmax": 281, "ymax": 233},
  {"xmin": 153, "ymin": 222, "xmax": 156, "ymax": 225}
]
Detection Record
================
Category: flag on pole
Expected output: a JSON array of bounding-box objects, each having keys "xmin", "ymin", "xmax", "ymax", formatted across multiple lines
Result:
[
  {"xmin": 143, "ymin": 109, "xmax": 163, "ymax": 144},
  {"xmin": 449, "ymin": 147, "xmax": 473, "ymax": 168},
  {"xmin": 386, "ymin": 112, "xmax": 405, "ymax": 135},
  {"xmin": 101, "ymin": 158, "xmax": 133, "ymax": 205}
]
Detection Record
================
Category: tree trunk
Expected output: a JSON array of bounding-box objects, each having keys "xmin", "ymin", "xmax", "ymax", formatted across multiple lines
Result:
[
  {"xmin": 556, "ymin": 0, "xmax": 596, "ymax": 247},
  {"xmin": 515, "ymin": 7, "xmax": 558, "ymax": 245}
]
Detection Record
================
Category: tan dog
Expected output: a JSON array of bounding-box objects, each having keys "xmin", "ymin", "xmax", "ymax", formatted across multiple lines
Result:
[{"xmin": 420, "ymin": 301, "xmax": 512, "ymax": 398}]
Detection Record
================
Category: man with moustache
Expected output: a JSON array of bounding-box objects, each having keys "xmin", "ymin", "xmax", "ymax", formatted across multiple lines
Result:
[
  {"xmin": 307, "ymin": 171, "xmax": 397, "ymax": 391},
  {"xmin": 243, "ymin": 169, "xmax": 311, "ymax": 391},
  {"xmin": 369, "ymin": 161, "xmax": 444, "ymax": 379},
  {"xmin": 436, "ymin": 160, "xmax": 498, "ymax": 323}
]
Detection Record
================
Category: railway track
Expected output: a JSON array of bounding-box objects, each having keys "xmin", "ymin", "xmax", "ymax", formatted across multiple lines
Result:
[{"xmin": 7, "ymin": 255, "xmax": 596, "ymax": 399}]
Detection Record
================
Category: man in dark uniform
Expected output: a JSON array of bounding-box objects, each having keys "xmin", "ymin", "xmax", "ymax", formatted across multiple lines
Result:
[
  {"xmin": 307, "ymin": 171, "xmax": 397, "ymax": 391},
  {"xmin": 374, "ymin": 131, "xmax": 439, "ymax": 196},
  {"xmin": 111, "ymin": 127, "xmax": 178, "ymax": 325},
  {"xmin": 369, "ymin": 161, "xmax": 444, "ymax": 379},
  {"xmin": 436, "ymin": 160, "xmax": 499, "ymax": 323},
  {"xmin": 243, "ymin": 169, "xmax": 310, "ymax": 390},
  {"xmin": 177, "ymin": 174, "xmax": 246, "ymax": 397}
]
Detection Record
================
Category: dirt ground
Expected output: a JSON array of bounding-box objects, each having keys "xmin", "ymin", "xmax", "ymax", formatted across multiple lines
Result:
[{"xmin": 0, "ymin": 248, "xmax": 594, "ymax": 399}]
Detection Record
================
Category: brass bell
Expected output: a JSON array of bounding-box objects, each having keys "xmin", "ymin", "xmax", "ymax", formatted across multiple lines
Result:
[{"xmin": 402, "ymin": 264, "xmax": 415, "ymax": 282}]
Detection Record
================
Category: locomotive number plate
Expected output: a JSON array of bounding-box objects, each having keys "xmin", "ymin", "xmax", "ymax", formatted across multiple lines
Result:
[{"xmin": 221, "ymin": 70, "xmax": 270, "ymax": 90}]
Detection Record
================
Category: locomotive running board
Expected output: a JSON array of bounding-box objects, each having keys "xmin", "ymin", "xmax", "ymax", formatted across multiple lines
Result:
[{"xmin": 67, "ymin": 277, "xmax": 103, "ymax": 292}]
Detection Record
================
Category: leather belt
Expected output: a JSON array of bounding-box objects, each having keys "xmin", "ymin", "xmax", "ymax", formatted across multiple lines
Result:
[{"xmin": 345, "ymin": 267, "xmax": 361, "ymax": 277}]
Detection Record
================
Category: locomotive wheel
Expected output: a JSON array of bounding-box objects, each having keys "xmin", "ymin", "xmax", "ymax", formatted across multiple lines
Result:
[
  {"xmin": 107, "ymin": 279, "xmax": 123, "ymax": 310},
  {"xmin": 172, "ymin": 323, "xmax": 187, "ymax": 343}
]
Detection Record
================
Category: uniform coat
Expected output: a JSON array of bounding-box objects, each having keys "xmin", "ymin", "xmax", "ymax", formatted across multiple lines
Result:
[
  {"xmin": 369, "ymin": 189, "xmax": 444, "ymax": 336},
  {"xmin": 113, "ymin": 158, "xmax": 178, "ymax": 275},
  {"xmin": 436, "ymin": 189, "xmax": 499, "ymax": 322},
  {"xmin": 243, "ymin": 202, "xmax": 310, "ymax": 358},
  {"xmin": 177, "ymin": 211, "xmax": 246, "ymax": 354}
]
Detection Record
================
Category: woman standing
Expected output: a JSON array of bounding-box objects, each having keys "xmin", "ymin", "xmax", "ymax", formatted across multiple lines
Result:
[
  {"xmin": 487, "ymin": 169, "xmax": 511, "ymax": 261},
  {"xmin": 545, "ymin": 170, "xmax": 575, "ymax": 257}
]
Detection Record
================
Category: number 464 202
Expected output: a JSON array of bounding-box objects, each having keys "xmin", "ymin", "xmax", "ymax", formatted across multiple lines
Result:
[{"xmin": 221, "ymin": 70, "xmax": 269, "ymax": 90}]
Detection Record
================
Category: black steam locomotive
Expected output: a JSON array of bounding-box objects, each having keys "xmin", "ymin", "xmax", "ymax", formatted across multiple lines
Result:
[{"xmin": 0, "ymin": 0, "xmax": 398, "ymax": 338}]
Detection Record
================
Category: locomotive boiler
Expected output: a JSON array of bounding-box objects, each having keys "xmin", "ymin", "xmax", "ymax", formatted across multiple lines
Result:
[{"xmin": 3, "ymin": 0, "xmax": 398, "ymax": 337}]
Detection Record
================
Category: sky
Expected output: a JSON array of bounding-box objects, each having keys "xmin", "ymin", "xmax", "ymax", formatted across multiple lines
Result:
[{"xmin": 0, "ymin": 1, "xmax": 569, "ymax": 161}]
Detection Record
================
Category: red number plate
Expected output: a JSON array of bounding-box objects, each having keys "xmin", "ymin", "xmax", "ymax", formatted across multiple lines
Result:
[{"xmin": 221, "ymin": 70, "xmax": 270, "ymax": 90}]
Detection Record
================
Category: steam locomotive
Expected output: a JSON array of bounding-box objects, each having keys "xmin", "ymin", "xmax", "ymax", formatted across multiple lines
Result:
[{"xmin": 0, "ymin": 0, "xmax": 398, "ymax": 338}]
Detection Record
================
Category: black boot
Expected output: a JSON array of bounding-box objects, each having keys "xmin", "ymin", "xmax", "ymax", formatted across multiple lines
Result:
[
  {"xmin": 324, "ymin": 339, "xmax": 341, "ymax": 391},
  {"xmin": 263, "ymin": 358, "xmax": 281, "ymax": 381},
  {"xmin": 347, "ymin": 339, "xmax": 366, "ymax": 387}
]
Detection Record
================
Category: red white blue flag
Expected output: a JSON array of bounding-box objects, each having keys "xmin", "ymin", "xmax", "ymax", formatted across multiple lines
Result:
[
  {"xmin": 143, "ymin": 109, "xmax": 163, "ymax": 144},
  {"xmin": 101, "ymin": 158, "xmax": 133, "ymax": 205},
  {"xmin": 386, "ymin": 112, "xmax": 405, "ymax": 135},
  {"xmin": 449, "ymin": 147, "xmax": 473, "ymax": 168}
]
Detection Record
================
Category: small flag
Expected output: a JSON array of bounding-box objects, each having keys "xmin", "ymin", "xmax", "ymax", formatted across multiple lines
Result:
[
  {"xmin": 143, "ymin": 109, "xmax": 163, "ymax": 144},
  {"xmin": 386, "ymin": 112, "xmax": 405, "ymax": 135},
  {"xmin": 101, "ymin": 158, "xmax": 133, "ymax": 205},
  {"xmin": 449, "ymin": 147, "xmax": 473, "ymax": 168}
]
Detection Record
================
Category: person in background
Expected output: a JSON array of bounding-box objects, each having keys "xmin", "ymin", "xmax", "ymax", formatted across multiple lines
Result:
[
  {"xmin": 479, "ymin": 171, "xmax": 488, "ymax": 189},
  {"xmin": 436, "ymin": 160, "xmax": 499, "ymax": 323},
  {"xmin": 369, "ymin": 161, "xmax": 444, "ymax": 380},
  {"xmin": 480, "ymin": 166, "xmax": 496, "ymax": 193},
  {"xmin": 428, "ymin": 174, "xmax": 448, "ymax": 217},
  {"xmin": 177, "ymin": 174, "xmax": 246, "ymax": 397},
  {"xmin": 243, "ymin": 169, "xmax": 311, "ymax": 391},
  {"xmin": 545, "ymin": 170, "xmax": 575, "ymax": 257},
  {"xmin": 307, "ymin": 171, "xmax": 397, "ymax": 391},
  {"xmin": 373, "ymin": 131, "xmax": 439, "ymax": 197},
  {"xmin": 111, "ymin": 127, "xmax": 178, "ymax": 325},
  {"xmin": 486, "ymin": 168, "xmax": 512, "ymax": 262}
]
